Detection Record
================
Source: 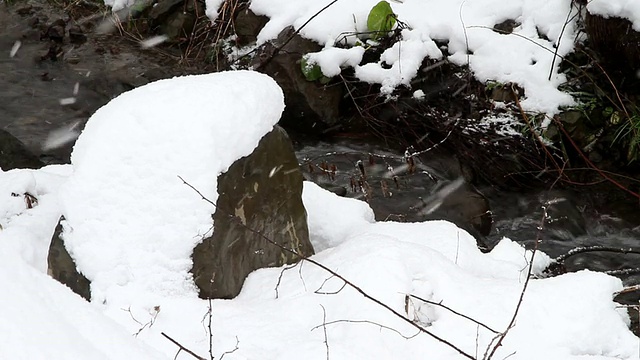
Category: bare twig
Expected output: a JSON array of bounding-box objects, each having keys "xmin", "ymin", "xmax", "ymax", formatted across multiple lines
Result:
[
  {"xmin": 315, "ymin": 276, "xmax": 347, "ymax": 295},
  {"xmin": 161, "ymin": 332, "xmax": 206, "ymax": 360},
  {"xmin": 614, "ymin": 285, "xmax": 640, "ymax": 296},
  {"xmin": 548, "ymin": 0, "xmax": 578, "ymax": 81},
  {"xmin": 484, "ymin": 205, "xmax": 547, "ymax": 359},
  {"xmin": 219, "ymin": 337, "xmax": 240, "ymax": 360},
  {"xmin": 254, "ymin": 0, "xmax": 340, "ymax": 70},
  {"xmin": 408, "ymin": 294, "xmax": 499, "ymax": 334},
  {"xmin": 605, "ymin": 268, "xmax": 640, "ymax": 277},
  {"xmin": 275, "ymin": 263, "xmax": 299, "ymax": 298},
  {"xmin": 319, "ymin": 304, "xmax": 330, "ymax": 360},
  {"xmin": 178, "ymin": 175, "xmax": 477, "ymax": 359},
  {"xmin": 311, "ymin": 319, "xmax": 420, "ymax": 340},
  {"xmin": 554, "ymin": 245, "xmax": 640, "ymax": 264}
]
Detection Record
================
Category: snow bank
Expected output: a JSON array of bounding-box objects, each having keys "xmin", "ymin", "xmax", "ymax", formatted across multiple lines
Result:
[
  {"xmin": 0, "ymin": 249, "xmax": 165, "ymax": 360},
  {"xmin": 0, "ymin": 165, "xmax": 71, "ymax": 272},
  {"xmin": 240, "ymin": 0, "xmax": 579, "ymax": 114},
  {"xmin": 59, "ymin": 70, "xmax": 283, "ymax": 307}
]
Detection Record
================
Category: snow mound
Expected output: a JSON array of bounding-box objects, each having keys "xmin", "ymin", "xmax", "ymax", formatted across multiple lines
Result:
[
  {"xmin": 240, "ymin": 0, "xmax": 578, "ymax": 114},
  {"xmin": 0, "ymin": 249, "xmax": 165, "ymax": 360}
]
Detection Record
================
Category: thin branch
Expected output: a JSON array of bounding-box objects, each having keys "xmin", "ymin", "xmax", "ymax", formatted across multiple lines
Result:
[
  {"xmin": 219, "ymin": 337, "xmax": 240, "ymax": 360},
  {"xmin": 548, "ymin": 1, "xmax": 577, "ymax": 81},
  {"xmin": 485, "ymin": 206, "xmax": 547, "ymax": 359},
  {"xmin": 315, "ymin": 276, "xmax": 347, "ymax": 295},
  {"xmin": 311, "ymin": 319, "xmax": 420, "ymax": 340},
  {"xmin": 178, "ymin": 175, "xmax": 477, "ymax": 360},
  {"xmin": 605, "ymin": 268, "xmax": 640, "ymax": 277},
  {"xmin": 408, "ymin": 294, "xmax": 499, "ymax": 334},
  {"xmin": 554, "ymin": 246, "xmax": 640, "ymax": 264},
  {"xmin": 161, "ymin": 332, "xmax": 206, "ymax": 360},
  {"xmin": 614, "ymin": 285, "xmax": 640, "ymax": 296},
  {"xmin": 254, "ymin": 0, "xmax": 340, "ymax": 70},
  {"xmin": 275, "ymin": 263, "xmax": 299, "ymax": 299},
  {"xmin": 319, "ymin": 305, "xmax": 330, "ymax": 360}
]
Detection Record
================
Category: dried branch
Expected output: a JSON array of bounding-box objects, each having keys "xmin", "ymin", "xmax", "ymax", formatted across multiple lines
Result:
[
  {"xmin": 605, "ymin": 268, "xmax": 640, "ymax": 277},
  {"xmin": 178, "ymin": 175, "xmax": 477, "ymax": 359},
  {"xmin": 553, "ymin": 245, "xmax": 640, "ymax": 264},
  {"xmin": 161, "ymin": 332, "xmax": 206, "ymax": 360},
  {"xmin": 275, "ymin": 263, "xmax": 299, "ymax": 299},
  {"xmin": 311, "ymin": 318, "xmax": 420, "ymax": 340},
  {"xmin": 319, "ymin": 304, "xmax": 330, "ymax": 360},
  {"xmin": 614, "ymin": 285, "xmax": 640, "ymax": 296},
  {"xmin": 315, "ymin": 276, "xmax": 347, "ymax": 295},
  {"xmin": 484, "ymin": 205, "xmax": 547, "ymax": 359},
  {"xmin": 219, "ymin": 337, "xmax": 240, "ymax": 360},
  {"xmin": 254, "ymin": 0, "xmax": 340, "ymax": 71},
  {"xmin": 408, "ymin": 294, "xmax": 499, "ymax": 334}
]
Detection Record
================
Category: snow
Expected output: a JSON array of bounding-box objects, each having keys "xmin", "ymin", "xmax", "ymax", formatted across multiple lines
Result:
[
  {"xmin": 0, "ymin": 71, "xmax": 638, "ymax": 359},
  {"xmin": 243, "ymin": 0, "xmax": 580, "ymax": 114}
]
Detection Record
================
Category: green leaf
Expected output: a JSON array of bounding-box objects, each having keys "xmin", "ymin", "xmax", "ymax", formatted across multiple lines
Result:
[
  {"xmin": 367, "ymin": 1, "xmax": 396, "ymax": 39},
  {"xmin": 300, "ymin": 55, "xmax": 324, "ymax": 82}
]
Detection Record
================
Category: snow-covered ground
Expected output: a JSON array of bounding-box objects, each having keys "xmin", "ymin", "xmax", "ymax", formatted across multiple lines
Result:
[{"xmin": 0, "ymin": 71, "xmax": 638, "ymax": 359}]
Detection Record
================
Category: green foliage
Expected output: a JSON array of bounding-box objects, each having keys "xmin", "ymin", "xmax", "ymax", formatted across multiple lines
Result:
[
  {"xmin": 485, "ymin": 80, "xmax": 505, "ymax": 92},
  {"xmin": 367, "ymin": 1, "xmax": 396, "ymax": 39},
  {"xmin": 612, "ymin": 111, "xmax": 640, "ymax": 164},
  {"xmin": 299, "ymin": 1, "xmax": 399, "ymax": 82},
  {"xmin": 300, "ymin": 55, "xmax": 324, "ymax": 82}
]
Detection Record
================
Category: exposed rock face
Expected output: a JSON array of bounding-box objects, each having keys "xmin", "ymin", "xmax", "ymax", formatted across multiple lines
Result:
[
  {"xmin": 234, "ymin": 8, "xmax": 268, "ymax": 47},
  {"xmin": 148, "ymin": 0, "xmax": 204, "ymax": 40},
  {"xmin": 252, "ymin": 27, "xmax": 343, "ymax": 133},
  {"xmin": 47, "ymin": 218, "xmax": 91, "ymax": 301},
  {"xmin": 191, "ymin": 125, "xmax": 314, "ymax": 299},
  {"xmin": 0, "ymin": 129, "xmax": 43, "ymax": 170}
]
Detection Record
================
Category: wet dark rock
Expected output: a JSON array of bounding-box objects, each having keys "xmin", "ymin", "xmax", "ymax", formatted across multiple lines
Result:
[
  {"xmin": 493, "ymin": 19, "xmax": 519, "ymax": 34},
  {"xmin": 252, "ymin": 26, "xmax": 344, "ymax": 134},
  {"xmin": 68, "ymin": 25, "xmax": 87, "ymax": 44},
  {"xmin": 234, "ymin": 8, "xmax": 268, "ymax": 47},
  {"xmin": 0, "ymin": 129, "xmax": 43, "ymax": 170},
  {"xmin": 191, "ymin": 126, "xmax": 314, "ymax": 299},
  {"xmin": 16, "ymin": 5, "xmax": 35, "ymax": 16},
  {"xmin": 43, "ymin": 18, "xmax": 66, "ymax": 43},
  {"xmin": 148, "ymin": 0, "xmax": 203, "ymax": 40},
  {"xmin": 148, "ymin": 0, "xmax": 183, "ymax": 22},
  {"xmin": 47, "ymin": 218, "xmax": 92, "ymax": 301}
]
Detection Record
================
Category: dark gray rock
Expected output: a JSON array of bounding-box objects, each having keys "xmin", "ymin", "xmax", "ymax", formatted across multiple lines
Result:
[
  {"xmin": 191, "ymin": 125, "xmax": 314, "ymax": 299},
  {"xmin": 47, "ymin": 218, "xmax": 91, "ymax": 301},
  {"xmin": 234, "ymin": 8, "xmax": 268, "ymax": 47},
  {"xmin": 148, "ymin": 0, "xmax": 203, "ymax": 40},
  {"xmin": 0, "ymin": 129, "xmax": 43, "ymax": 170},
  {"xmin": 252, "ymin": 27, "xmax": 343, "ymax": 133}
]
